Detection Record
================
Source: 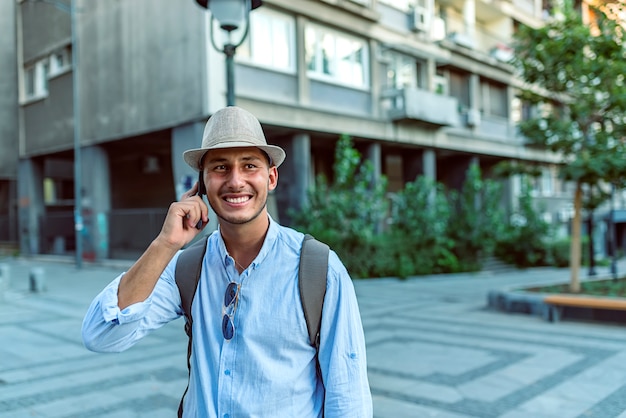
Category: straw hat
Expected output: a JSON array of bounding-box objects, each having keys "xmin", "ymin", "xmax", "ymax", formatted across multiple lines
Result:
[{"xmin": 183, "ymin": 106, "xmax": 286, "ymax": 171}]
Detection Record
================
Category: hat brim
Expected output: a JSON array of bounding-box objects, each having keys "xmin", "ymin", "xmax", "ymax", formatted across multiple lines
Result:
[{"xmin": 183, "ymin": 141, "xmax": 286, "ymax": 171}]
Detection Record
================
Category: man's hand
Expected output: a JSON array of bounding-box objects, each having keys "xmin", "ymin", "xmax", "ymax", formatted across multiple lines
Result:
[
  {"xmin": 117, "ymin": 182, "xmax": 209, "ymax": 310},
  {"xmin": 156, "ymin": 182, "xmax": 209, "ymax": 250}
]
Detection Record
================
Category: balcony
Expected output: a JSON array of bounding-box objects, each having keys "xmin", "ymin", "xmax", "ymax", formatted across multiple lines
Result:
[{"xmin": 385, "ymin": 87, "xmax": 459, "ymax": 127}]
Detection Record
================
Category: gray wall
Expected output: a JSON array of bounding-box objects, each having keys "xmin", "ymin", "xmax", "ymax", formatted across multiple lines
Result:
[
  {"xmin": 23, "ymin": 72, "xmax": 74, "ymax": 153},
  {"xmin": 0, "ymin": 0, "xmax": 18, "ymax": 179},
  {"xmin": 78, "ymin": 0, "xmax": 209, "ymax": 144},
  {"xmin": 20, "ymin": 1, "xmax": 71, "ymax": 64}
]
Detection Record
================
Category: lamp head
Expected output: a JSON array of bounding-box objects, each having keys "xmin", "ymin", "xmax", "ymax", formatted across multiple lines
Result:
[
  {"xmin": 195, "ymin": 0, "xmax": 262, "ymax": 11},
  {"xmin": 195, "ymin": 0, "xmax": 262, "ymax": 32}
]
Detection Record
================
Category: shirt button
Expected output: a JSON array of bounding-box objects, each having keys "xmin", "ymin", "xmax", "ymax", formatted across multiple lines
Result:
[
  {"xmin": 224, "ymin": 369, "xmax": 231, "ymax": 376},
  {"xmin": 224, "ymin": 414, "xmax": 230, "ymax": 418}
]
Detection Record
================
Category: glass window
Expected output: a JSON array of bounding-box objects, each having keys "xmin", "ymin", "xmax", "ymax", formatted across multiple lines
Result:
[
  {"xmin": 23, "ymin": 59, "xmax": 49, "ymax": 100},
  {"xmin": 49, "ymin": 47, "xmax": 72, "ymax": 76},
  {"xmin": 384, "ymin": 51, "xmax": 426, "ymax": 90},
  {"xmin": 449, "ymin": 71, "xmax": 470, "ymax": 108},
  {"xmin": 305, "ymin": 24, "xmax": 369, "ymax": 89},
  {"xmin": 237, "ymin": 9, "xmax": 295, "ymax": 72},
  {"xmin": 479, "ymin": 78, "xmax": 508, "ymax": 118}
]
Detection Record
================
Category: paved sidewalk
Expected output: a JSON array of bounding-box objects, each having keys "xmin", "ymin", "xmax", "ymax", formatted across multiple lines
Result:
[{"xmin": 1, "ymin": 256, "xmax": 626, "ymax": 417}]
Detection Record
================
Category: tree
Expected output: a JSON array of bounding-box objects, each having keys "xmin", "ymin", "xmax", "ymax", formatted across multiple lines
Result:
[{"xmin": 511, "ymin": 2, "xmax": 626, "ymax": 291}]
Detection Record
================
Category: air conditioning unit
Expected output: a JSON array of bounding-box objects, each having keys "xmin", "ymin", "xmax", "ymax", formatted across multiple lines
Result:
[
  {"xmin": 410, "ymin": 6, "xmax": 430, "ymax": 32},
  {"xmin": 430, "ymin": 16, "xmax": 446, "ymax": 41},
  {"xmin": 467, "ymin": 109, "xmax": 481, "ymax": 127}
]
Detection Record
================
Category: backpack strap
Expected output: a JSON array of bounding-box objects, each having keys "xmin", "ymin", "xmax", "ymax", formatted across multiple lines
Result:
[
  {"xmin": 174, "ymin": 236, "xmax": 208, "ymax": 418},
  {"xmin": 299, "ymin": 234, "xmax": 329, "ymax": 357}
]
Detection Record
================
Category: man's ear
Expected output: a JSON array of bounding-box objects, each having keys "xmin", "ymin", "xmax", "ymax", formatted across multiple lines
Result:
[{"xmin": 268, "ymin": 166, "xmax": 278, "ymax": 191}]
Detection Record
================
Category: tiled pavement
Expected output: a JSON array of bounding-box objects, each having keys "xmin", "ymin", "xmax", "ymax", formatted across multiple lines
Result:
[{"xmin": 1, "ymin": 256, "xmax": 626, "ymax": 417}]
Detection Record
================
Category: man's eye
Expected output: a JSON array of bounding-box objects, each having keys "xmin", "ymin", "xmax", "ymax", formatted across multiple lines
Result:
[{"xmin": 246, "ymin": 164, "xmax": 257, "ymax": 169}]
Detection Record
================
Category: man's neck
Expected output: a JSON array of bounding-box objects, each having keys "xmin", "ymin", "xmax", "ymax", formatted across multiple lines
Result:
[{"xmin": 220, "ymin": 213, "xmax": 270, "ymax": 270}]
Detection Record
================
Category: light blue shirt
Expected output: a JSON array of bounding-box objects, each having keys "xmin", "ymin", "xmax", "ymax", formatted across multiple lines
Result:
[{"xmin": 82, "ymin": 218, "xmax": 372, "ymax": 417}]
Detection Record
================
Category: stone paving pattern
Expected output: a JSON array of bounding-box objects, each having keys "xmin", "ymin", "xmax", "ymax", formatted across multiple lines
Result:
[{"xmin": 1, "ymin": 256, "xmax": 626, "ymax": 417}]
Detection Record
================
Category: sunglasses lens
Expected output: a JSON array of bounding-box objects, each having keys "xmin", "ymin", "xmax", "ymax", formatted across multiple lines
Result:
[
  {"xmin": 224, "ymin": 282, "xmax": 238, "ymax": 306},
  {"xmin": 222, "ymin": 314, "xmax": 234, "ymax": 340}
]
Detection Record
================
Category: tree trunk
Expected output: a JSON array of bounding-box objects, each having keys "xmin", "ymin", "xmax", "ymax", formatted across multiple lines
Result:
[{"xmin": 569, "ymin": 182, "xmax": 583, "ymax": 293}]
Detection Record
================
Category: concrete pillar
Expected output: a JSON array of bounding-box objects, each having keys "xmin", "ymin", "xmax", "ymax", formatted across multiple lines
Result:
[
  {"xmin": 17, "ymin": 159, "xmax": 44, "ymax": 256},
  {"xmin": 422, "ymin": 149, "xmax": 436, "ymax": 182},
  {"xmin": 463, "ymin": 0, "xmax": 476, "ymax": 40},
  {"xmin": 423, "ymin": 149, "xmax": 437, "ymax": 206},
  {"xmin": 81, "ymin": 146, "xmax": 111, "ymax": 261},
  {"xmin": 296, "ymin": 16, "xmax": 310, "ymax": 106},
  {"xmin": 366, "ymin": 143, "xmax": 382, "ymax": 186},
  {"xmin": 426, "ymin": 58, "xmax": 436, "ymax": 92},
  {"xmin": 292, "ymin": 133, "xmax": 312, "ymax": 211},
  {"xmin": 469, "ymin": 74, "xmax": 480, "ymax": 111},
  {"xmin": 272, "ymin": 133, "xmax": 312, "ymax": 224},
  {"xmin": 172, "ymin": 121, "xmax": 218, "ymax": 234},
  {"xmin": 366, "ymin": 143, "xmax": 383, "ymax": 233}
]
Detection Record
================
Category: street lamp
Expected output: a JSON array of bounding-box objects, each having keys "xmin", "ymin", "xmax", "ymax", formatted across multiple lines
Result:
[
  {"xmin": 29, "ymin": 0, "xmax": 83, "ymax": 269},
  {"xmin": 610, "ymin": 183, "xmax": 618, "ymax": 280},
  {"xmin": 195, "ymin": 0, "xmax": 262, "ymax": 106}
]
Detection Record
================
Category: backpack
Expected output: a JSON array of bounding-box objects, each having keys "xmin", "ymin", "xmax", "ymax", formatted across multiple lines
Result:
[{"xmin": 174, "ymin": 233, "xmax": 329, "ymax": 417}]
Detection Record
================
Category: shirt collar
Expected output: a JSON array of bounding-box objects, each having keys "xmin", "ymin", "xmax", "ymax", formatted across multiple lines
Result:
[{"xmin": 216, "ymin": 215, "xmax": 279, "ymax": 271}]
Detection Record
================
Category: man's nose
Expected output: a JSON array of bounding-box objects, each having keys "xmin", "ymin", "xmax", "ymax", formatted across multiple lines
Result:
[{"xmin": 226, "ymin": 167, "xmax": 246, "ymax": 188}]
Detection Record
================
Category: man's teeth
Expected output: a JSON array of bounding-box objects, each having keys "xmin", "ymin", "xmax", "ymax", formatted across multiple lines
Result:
[{"xmin": 226, "ymin": 196, "xmax": 250, "ymax": 204}]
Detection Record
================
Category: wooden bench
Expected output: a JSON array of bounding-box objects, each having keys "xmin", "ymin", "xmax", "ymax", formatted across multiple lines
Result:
[{"xmin": 543, "ymin": 294, "xmax": 626, "ymax": 322}]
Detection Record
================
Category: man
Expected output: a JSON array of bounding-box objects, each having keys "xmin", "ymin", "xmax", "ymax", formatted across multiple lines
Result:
[{"xmin": 82, "ymin": 106, "xmax": 373, "ymax": 417}]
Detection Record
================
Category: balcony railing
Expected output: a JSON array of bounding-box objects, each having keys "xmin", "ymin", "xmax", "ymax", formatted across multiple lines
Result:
[{"xmin": 384, "ymin": 87, "xmax": 460, "ymax": 127}]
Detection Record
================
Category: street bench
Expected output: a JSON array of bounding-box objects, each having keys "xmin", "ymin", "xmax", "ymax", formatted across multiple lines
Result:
[{"xmin": 543, "ymin": 294, "xmax": 626, "ymax": 322}]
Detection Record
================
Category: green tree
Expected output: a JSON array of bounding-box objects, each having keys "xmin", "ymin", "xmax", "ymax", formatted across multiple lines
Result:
[{"xmin": 511, "ymin": 3, "xmax": 626, "ymax": 291}]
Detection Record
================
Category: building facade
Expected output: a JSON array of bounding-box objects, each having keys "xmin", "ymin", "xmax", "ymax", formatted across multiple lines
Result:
[{"xmin": 4, "ymin": 0, "xmax": 601, "ymax": 261}]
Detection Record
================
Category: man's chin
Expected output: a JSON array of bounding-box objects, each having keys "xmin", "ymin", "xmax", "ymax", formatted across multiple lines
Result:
[{"xmin": 215, "ymin": 208, "xmax": 267, "ymax": 226}]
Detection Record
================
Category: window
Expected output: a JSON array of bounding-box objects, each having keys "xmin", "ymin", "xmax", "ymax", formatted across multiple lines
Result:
[
  {"xmin": 237, "ymin": 9, "xmax": 295, "ymax": 72},
  {"xmin": 384, "ymin": 51, "xmax": 424, "ymax": 90},
  {"xmin": 449, "ymin": 71, "xmax": 470, "ymax": 109},
  {"xmin": 480, "ymin": 79, "xmax": 508, "ymax": 118},
  {"xmin": 49, "ymin": 47, "xmax": 72, "ymax": 77},
  {"xmin": 305, "ymin": 24, "xmax": 369, "ymax": 89},
  {"xmin": 23, "ymin": 59, "xmax": 49, "ymax": 101}
]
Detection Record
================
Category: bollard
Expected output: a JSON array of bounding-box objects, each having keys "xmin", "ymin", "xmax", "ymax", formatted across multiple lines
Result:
[
  {"xmin": 0, "ymin": 263, "xmax": 9, "ymax": 299},
  {"xmin": 29, "ymin": 267, "xmax": 46, "ymax": 293}
]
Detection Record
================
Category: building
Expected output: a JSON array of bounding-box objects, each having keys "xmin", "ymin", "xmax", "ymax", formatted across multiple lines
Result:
[
  {"xmin": 3, "ymin": 0, "xmax": 600, "ymax": 261},
  {"xmin": 0, "ymin": 0, "xmax": 19, "ymax": 247}
]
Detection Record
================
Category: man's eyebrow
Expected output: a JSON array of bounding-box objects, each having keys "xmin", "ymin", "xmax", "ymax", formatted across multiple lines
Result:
[{"xmin": 205, "ymin": 155, "xmax": 264, "ymax": 164}]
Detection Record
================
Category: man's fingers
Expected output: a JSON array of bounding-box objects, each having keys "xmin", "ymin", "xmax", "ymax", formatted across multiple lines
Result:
[{"xmin": 181, "ymin": 182, "xmax": 199, "ymax": 200}]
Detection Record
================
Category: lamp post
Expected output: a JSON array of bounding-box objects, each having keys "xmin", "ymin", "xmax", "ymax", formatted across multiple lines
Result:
[
  {"xmin": 195, "ymin": 0, "xmax": 261, "ymax": 106},
  {"xmin": 30, "ymin": 0, "xmax": 82, "ymax": 268},
  {"xmin": 610, "ymin": 183, "xmax": 618, "ymax": 280}
]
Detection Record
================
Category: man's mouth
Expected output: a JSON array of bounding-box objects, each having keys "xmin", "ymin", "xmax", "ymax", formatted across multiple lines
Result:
[{"xmin": 224, "ymin": 196, "xmax": 251, "ymax": 204}]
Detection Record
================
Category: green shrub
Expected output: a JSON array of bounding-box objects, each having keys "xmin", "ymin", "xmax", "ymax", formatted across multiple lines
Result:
[
  {"xmin": 495, "ymin": 181, "xmax": 552, "ymax": 267},
  {"xmin": 289, "ymin": 134, "xmax": 388, "ymax": 277},
  {"xmin": 448, "ymin": 164, "xmax": 506, "ymax": 271},
  {"xmin": 387, "ymin": 176, "xmax": 459, "ymax": 276}
]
